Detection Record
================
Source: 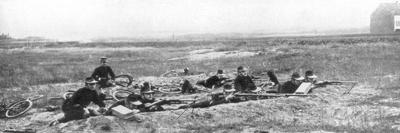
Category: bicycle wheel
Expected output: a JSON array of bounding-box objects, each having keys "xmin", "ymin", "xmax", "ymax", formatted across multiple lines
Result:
[
  {"xmin": 112, "ymin": 90, "xmax": 134, "ymax": 101},
  {"xmin": 160, "ymin": 71, "xmax": 179, "ymax": 77},
  {"xmin": 5, "ymin": 100, "xmax": 33, "ymax": 118},
  {"xmin": 115, "ymin": 75, "xmax": 133, "ymax": 87}
]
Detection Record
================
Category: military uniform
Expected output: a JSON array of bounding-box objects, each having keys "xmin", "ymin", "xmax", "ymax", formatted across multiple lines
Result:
[
  {"xmin": 181, "ymin": 80, "xmax": 196, "ymax": 94},
  {"xmin": 58, "ymin": 87, "xmax": 105, "ymax": 123},
  {"xmin": 280, "ymin": 72, "xmax": 304, "ymax": 93},
  {"xmin": 234, "ymin": 75, "xmax": 256, "ymax": 93},
  {"xmin": 91, "ymin": 65, "xmax": 115, "ymax": 88},
  {"xmin": 280, "ymin": 81, "xmax": 299, "ymax": 93},
  {"xmin": 179, "ymin": 90, "xmax": 241, "ymax": 109}
]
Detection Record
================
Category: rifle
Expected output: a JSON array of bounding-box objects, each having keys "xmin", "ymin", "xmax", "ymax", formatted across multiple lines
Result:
[
  {"xmin": 145, "ymin": 99, "xmax": 196, "ymax": 108},
  {"xmin": 315, "ymin": 80, "xmax": 357, "ymax": 86},
  {"xmin": 234, "ymin": 93, "xmax": 315, "ymax": 98},
  {"xmin": 314, "ymin": 80, "xmax": 358, "ymax": 95},
  {"xmin": 3, "ymin": 128, "xmax": 36, "ymax": 133}
]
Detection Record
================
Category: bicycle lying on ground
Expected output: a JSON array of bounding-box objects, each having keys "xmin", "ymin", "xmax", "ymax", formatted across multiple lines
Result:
[
  {"xmin": 63, "ymin": 85, "xmax": 135, "ymax": 101},
  {"xmin": 63, "ymin": 75, "xmax": 135, "ymax": 101},
  {"xmin": 0, "ymin": 95, "xmax": 44, "ymax": 118}
]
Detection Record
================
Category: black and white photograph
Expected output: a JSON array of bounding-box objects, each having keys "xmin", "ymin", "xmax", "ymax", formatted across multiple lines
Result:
[{"xmin": 1, "ymin": 0, "xmax": 400, "ymax": 132}]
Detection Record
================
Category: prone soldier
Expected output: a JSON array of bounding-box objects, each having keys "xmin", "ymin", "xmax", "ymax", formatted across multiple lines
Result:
[{"xmin": 179, "ymin": 85, "xmax": 242, "ymax": 109}]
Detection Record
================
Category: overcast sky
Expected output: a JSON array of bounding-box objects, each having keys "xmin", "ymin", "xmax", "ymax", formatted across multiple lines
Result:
[{"xmin": 0, "ymin": 0, "xmax": 388, "ymax": 40}]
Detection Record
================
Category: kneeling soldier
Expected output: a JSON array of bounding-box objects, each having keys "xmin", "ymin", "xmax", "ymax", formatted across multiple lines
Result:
[{"xmin": 50, "ymin": 78, "xmax": 106, "ymax": 126}]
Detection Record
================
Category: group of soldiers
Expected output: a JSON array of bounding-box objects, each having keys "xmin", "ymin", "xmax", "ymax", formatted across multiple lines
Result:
[{"xmin": 50, "ymin": 57, "xmax": 321, "ymax": 126}]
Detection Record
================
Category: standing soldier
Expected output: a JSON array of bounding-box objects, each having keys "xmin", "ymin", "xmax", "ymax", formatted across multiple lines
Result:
[
  {"xmin": 91, "ymin": 57, "xmax": 116, "ymax": 88},
  {"xmin": 50, "ymin": 78, "xmax": 106, "ymax": 126}
]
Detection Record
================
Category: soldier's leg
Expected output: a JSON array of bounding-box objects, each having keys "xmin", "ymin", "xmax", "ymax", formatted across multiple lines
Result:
[{"xmin": 58, "ymin": 107, "xmax": 85, "ymax": 123}]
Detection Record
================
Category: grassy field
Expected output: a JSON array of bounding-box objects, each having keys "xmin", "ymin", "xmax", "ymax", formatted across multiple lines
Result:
[
  {"xmin": 1, "ymin": 34, "xmax": 400, "ymax": 132},
  {"xmin": 1, "ymin": 35, "xmax": 399, "ymax": 88}
]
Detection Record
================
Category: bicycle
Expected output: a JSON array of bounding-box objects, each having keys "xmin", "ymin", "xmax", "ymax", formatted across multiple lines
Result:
[
  {"xmin": 63, "ymin": 86, "xmax": 135, "ymax": 101},
  {"xmin": 113, "ymin": 74, "xmax": 134, "ymax": 87},
  {"xmin": 1, "ymin": 95, "xmax": 44, "ymax": 118},
  {"xmin": 63, "ymin": 74, "xmax": 134, "ymax": 101}
]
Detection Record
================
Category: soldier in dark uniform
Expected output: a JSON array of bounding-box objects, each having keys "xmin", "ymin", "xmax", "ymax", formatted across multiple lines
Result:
[
  {"xmin": 91, "ymin": 57, "xmax": 116, "ymax": 88},
  {"xmin": 50, "ymin": 78, "xmax": 106, "ymax": 126},
  {"xmin": 280, "ymin": 72, "xmax": 304, "ymax": 93},
  {"xmin": 139, "ymin": 83, "xmax": 164, "ymax": 112},
  {"xmin": 196, "ymin": 69, "xmax": 228, "ymax": 89},
  {"xmin": 234, "ymin": 66, "xmax": 257, "ymax": 93},
  {"xmin": 181, "ymin": 79, "xmax": 196, "ymax": 94}
]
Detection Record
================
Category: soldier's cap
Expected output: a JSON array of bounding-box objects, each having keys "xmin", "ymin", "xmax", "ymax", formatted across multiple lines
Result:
[
  {"xmin": 142, "ymin": 89, "xmax": 155, "ymax": 94},
  {"xmin": 237, "ymin": 66, "xmax": 244, "ymax": 71},
  {"xmin": 291, "ymin": 72, "xmax": 304, "ymax": 81},
  {"xmin": 143, "ymin": 81, "xmax": 150, "ymax": 86},
  {"xmin": 305, "ymin": 70, "xmax": 317, "ymax": 78},
  {"xmin": 217, "ymin": 69, "xmax": 223, "ymax": 74},
  {"xmin": 129, "ymin": 100, "xmax": 143, "ymax": 106},
  {"xmin": 85, "ymin": 77, "xmax": 98, "ymax": 84}
]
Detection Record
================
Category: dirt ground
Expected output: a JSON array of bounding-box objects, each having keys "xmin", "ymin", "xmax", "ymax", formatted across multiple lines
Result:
[{"xmin": 1, "ymin": 74, "xmax": 399, "ymax": 133}]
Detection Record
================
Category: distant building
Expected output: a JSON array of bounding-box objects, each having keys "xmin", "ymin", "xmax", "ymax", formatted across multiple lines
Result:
[{"xmin": 370, "ymin": 2, "xmax": 400, "ymax": 34}]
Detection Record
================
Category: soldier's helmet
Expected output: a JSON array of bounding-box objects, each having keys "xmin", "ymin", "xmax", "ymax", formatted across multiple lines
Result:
[
  {"xmin": 140, "ymin": 82, "xmax": 155, "ymax": 94},
  {"xmin": 100, "ymin": 56, "xmax": 108, "ymax": 63}
]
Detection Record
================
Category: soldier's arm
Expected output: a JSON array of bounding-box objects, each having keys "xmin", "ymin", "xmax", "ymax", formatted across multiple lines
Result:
[
  {"xmin": 92, "ymin": 92, "xmax": 106, "ymax": 108},
  {"xmin": 70, "ymin": 89, "xmax": 83, "ymax": 107},
  {"xmin": 108, "ymin": 66, "xmax": 116, "ymax": 80},
  {"xmin": 91, "ymin": 68, "xmax": 98, "ymax": 80},
  {"xmin": 233, "ymin": 78, "xmax": 242, "ymax": 92}
]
